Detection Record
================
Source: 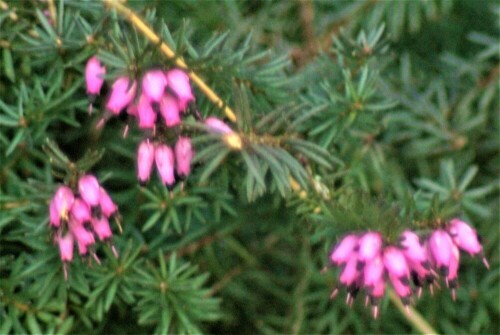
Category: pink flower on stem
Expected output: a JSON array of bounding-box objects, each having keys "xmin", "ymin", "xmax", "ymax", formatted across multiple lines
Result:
[
  {"xmin": 159, "ymin": 94, "xmax": 181, "ymax": 127},
  {"xmin": 165, "ymin": 69, "xmax": 194, "ymax": 110},
  {"xmin": 137, "ymin": 140, "xmax": 156, "ymax": 183},
  {"xmin": 99, "ymin": 187, "xmax": 117, "ymax": 218},
  {"xmin": 155, "ymin": 144, "xmax": 175, "ymax": 187},
  {"xmin": 85, "ymin": 56, "xmax": 106, "ymax": 96},
  {"xmin": 49, "ymin": 200, "xmax": 60, "ymax": 228},
  {"xmin": 137, "ymin": 94, "xmax": 157, "ymax": 129},
  {"xmin": 363, "ymin": 255, "xmax": 384, "ymax": 288},
  {"xmin": 70, "ymin": 198, "xmax": 92, "ymax": 225},
  {"xmin": 92, "ymin": 217, "xmax": 113, "ymax": 241},
  {"xmin": 205, "ymin": 117, "xmax": 234, "ymax": 135},
  {"xmin": 368, "ymin": 278, "xmax": 385, "ymax": 319},
  {"xmin": 51, "ymin": 186, "xmax": 75, "ymax": 227},
  {"xmin": 448, "ymin": 218, "xmax": 489, "ymax": 269},
  {"xmin": 58, "ymin": 233, "xmax": 74, "ymax": 262},
  {"xmin": 142, "ymin": 69, "xmax": 167, "ymax": 102},
  {"xmin": 78, "ymin": 175, "xmax": 101, "ymax": 207},
  {"xmin": 428, "ymin": 229, "xmax": 455, "ymax": 276},
  {"xmin": 106, "ymin": 77, "xmax": 137, "ymax": 115},
  {"xmin": 175, "ymin": 137, "xmax": 194, "ymax": 178},
  {"xmin": 58, "ymin": 233, "xmax": 74, "ymax": 280},
  {"xmin": 357, "ymin": 232, "xmax": 382, "ymax": 264},
  {"xmin": 330, "ymin": 234, "xmax": 358, "ymax": 266},
  {"xmin": 69, "ymin": 220, "xmax": 95, "ymax": 256},
  {"xmin": 383, "ymin": 246, "xmax": 410, "ymax": 279}
]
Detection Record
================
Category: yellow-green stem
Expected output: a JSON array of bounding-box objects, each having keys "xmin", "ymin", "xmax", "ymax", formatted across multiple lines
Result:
[
  {"xmin": 388, "ymin": 289, "xmax": 439, "ymax": 335},
  {"xmin": 101, "ymin": 0, "xmax": 237, "ymax": 122}
]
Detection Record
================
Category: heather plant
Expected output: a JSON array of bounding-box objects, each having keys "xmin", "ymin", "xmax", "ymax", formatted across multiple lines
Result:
[{"xmin": 0, "ymin": 1, "xmax": 498, "ymax": 334}]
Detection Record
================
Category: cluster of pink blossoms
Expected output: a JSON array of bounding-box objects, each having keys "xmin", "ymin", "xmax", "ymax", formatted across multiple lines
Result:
[
  {"xmin": 85, "ymin": 56, "xmax": 199, "ymax": 187},
  {"xmin": 85, "ymin": 56, "xmax": 195, "ymax": 131},
  {"xmin": 328, "ymin": 219, "xmax": 489, "ymax": 319},
  {"xmin": 49, "ymin": 175, "xmax": 119, "ymax": 279}
]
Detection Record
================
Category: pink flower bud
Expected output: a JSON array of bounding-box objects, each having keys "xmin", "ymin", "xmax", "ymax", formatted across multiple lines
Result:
[
  {"xmin": 388, "ymin": 274, "xmax": 411, "ymax": 302},
  {"xmin": 363, "ymin": 255, "xmax": 384, "ymax": 287},
  {"xmin": 383, "ymin": 246, "xmax": 410, "ymax": 279},
  {"xmin": 142, "ymin": 69, "xmax": 167, "ymax": 102},
  {"xmin": 330, "ymin": 234, "xmax": 358, "ymax": 266},
  {"xmin": 159, "ymin": 94, "xmax": 181, "ymax": 127},
  {"xmin": 369, "ymin": 278, "xmax": 385, "ymax": 319},
  {"xmin": 85, "ymin": 56, "xmax": 106, "ymax": 95},
  {"xmin": 78, "ymin": 175, "xmax": 101, "ymax": 207},
  {"xmin": 99, "ymin": 187, "xmax": 117, "ymax": 217},
  {"xmin": 52, "ymin": 186, "xmax": 75, "ymax": 225},
  {"xmin": 106, "ymin": 77, "xmax": 137, "ymax": 115},
  {"xmin": 49, "ymin": 200, "xmax": 60, "ymax": 228},
  {"xmin": 92, "ymin": 217, "xmax": 113, "ymax": 241},
  {"xmin": 399, "ymin": 230, "xmax": 427, "ymax": 264},
  {"xmin": 205, "ymin": 117, "xmax": 234, "ymax": 134},
  {"xmin": 70, "ymin": 198, "xmax": 92, "ymax": 224},
  {"xmin": 448, "ymin": 219, "xmax": 482, "ymax": 255},
  {"xmin": 339, "ymin": 252, "xmax": 361, "ymax": 286},
  {"xmin": 137, "ymin": 140, "xmax": 156, "ymax": 183},
  {"xmin": 155, "ymin": 144, "xmax": 175, "ymax": 187},
  {"xmin": 428, "ymin": 229, "xmax": 454, "ymax": 274},
  {"xmin": 175, "ymin": 137, "xmax": 193, "ymax": 177},
  {"xmin": 69, "ymin": 220, "xmax": 95, "ymax": 255},
  {"xmin": 58, "ymin": 234, "xmax": 74, "ymax": 262},
  {"xmin": 165, "ymin": 69, "xmax": 194, "ymax": 110},
  {"xmin": 137, "ymin": 94, "xmax": 157, "ymax": 129},
  {"xmin": 357, "ymin": 232, "xmax": 382, "ymax": 263}
]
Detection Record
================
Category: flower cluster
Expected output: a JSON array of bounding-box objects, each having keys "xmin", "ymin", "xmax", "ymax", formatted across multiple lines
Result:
[
  {"xmin": 85, "ymin": 56, "xmax": 198, "ymax": 187},
  {"xmin": 137, "ymin": 136, "xmax": 193, "ymax": 188},
  {"xmin": 328, "ymin": 219, "xmax": 489, "ymax": 319},
  {"xmin": 85, "ymin": 56, "xmax": 195, "ymax": 131},
  {"xmin": 49, "ymin": 175, "xmax": 119, "ymax": 279}
]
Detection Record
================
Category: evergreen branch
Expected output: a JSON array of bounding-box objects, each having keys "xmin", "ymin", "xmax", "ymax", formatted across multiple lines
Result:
[
  {"xmin": 102, "ymin": 0, "xmax": 237, "ymax": 122},
  {"xmin": 388, "ymin": 290, "xmax": 438, "ymax": 335}
]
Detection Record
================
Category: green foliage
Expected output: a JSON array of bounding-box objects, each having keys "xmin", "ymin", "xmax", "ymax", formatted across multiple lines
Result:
[{"xmin": 1, "ymin": 1, "xmax": 498, "ymax": 334}]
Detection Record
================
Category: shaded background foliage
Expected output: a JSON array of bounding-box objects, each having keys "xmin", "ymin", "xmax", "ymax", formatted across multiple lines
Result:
[{"xmin": 0, "ymin": 0, "xmax": 498, "ymax": 334}]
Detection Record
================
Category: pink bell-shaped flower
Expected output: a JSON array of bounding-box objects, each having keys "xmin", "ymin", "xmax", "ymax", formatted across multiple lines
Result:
[
  {"xmin": 159, "ymin": 94, "xmax": 181, "ymax": 127},
  {"xmin": 388, "ymin": 273, "xmax": 412, "ymax": 306},
  {"xmin": 363, "ymin": 255, "xmax": 384, "ymax": 287},
  {"xmin": 330, "ymin": 234, "xmax": 358, "ymax": 265},
  {"xmin": 106, "ymin": 77, "xmax": 137, "ymax": 115},
  {"xmin": 205, "ymin": 117, "xmax": 234, "ymax": 134},
  {"xmin": 155, "ymin": 144, "xmax": 175, "ymax": 187},
  {"xmin": 49, "ymin": 200, "xmax": 60, "ymax": 228},
  {"xmin": 137, "ymin": 94, "xmax": 157, "ymax": 129},
  {"xmin": 137, "ymin": 140, "xmax": 156, "ymax": 183},
  {"xmin": 58, "ymin": 233, "xmax": 74, "ymax": 262},
  {"xmin": 339, "ymin": 251, "xmax": 361, "ymax": 287},
  {"xmin": 70, "ymin": 198, "xmax": 92, "ymax": 225},
  {"xmin": 399, "ymin": 230, "xmax": 427, "ymax": 264},
  {"xmin": 357, "ymin": 232, "xmax": 382, "ymax": 263},
  {"xmin": 428, "ymin": 229, "xmax": 455, "ymax": 275},
  {"xmin": 142, "ymin": 69, "xmax": 167, "ymax": 102},
  {"xmin": 383, "ymin": 246, "xmax": 410, "ymax": 279},
  {"xmin": 92, "ymin": 217, "xmax": 113, "ymax": 241},
  {"xmin": 174, "ymin": 137, "xmax": 193, "ymax": 178},
  {"xmin": 78, "ymin": 175, "xmax": 101, "ymax": 207},
  {"xmin": 165, "ymin": 69, "xmax": 194, "ymax": 110},
  {"xmin": 99, "ymin": 187, "xmax": 117, "ymax": 218},
  {"xmin": 69, "ymin": 220, "xmax": 95, "ymax": 256},
  {"xmin": 85, "ymin": 56, "xmax": 106, "ymax": 95},
  {"xmin": 52, "ymin": 186, "xmax": 75, "ymax": 225},
  {"xmin": 448, "ymin": 219, "xmax": 488, "ymax": 269}
]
